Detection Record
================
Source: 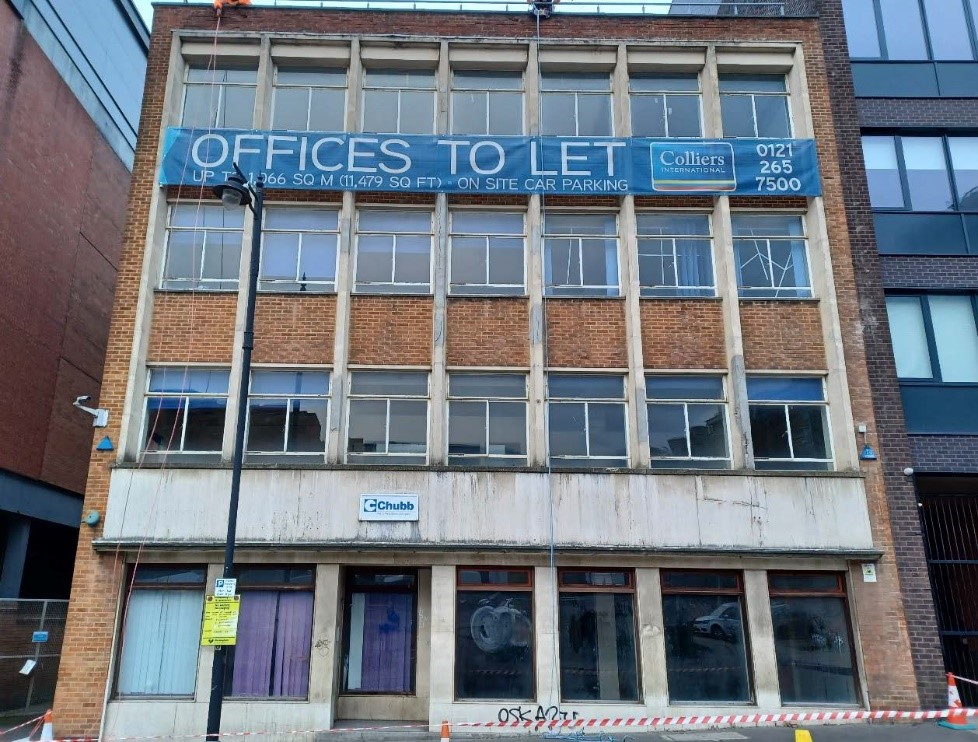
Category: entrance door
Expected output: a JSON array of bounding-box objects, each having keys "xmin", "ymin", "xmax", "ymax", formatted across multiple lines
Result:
[{"xmin": 337, "ymin": 568, "xmax": 429, "ymax": 721}]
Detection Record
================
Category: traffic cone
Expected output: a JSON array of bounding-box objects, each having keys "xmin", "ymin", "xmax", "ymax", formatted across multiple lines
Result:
[
  {"xmin": 794, "ymin": 730, "xmax": 813, "ymax": 742},
  {"xmin": 39, "ymin": 709, "xmax": 54, "ymax": 741},
  {"xmin": 440, "ymin": 720, "xmax": 451, "ymax": 742},
  {"xmin": 939, "ymin": 672, "xmax": 976, "ymax": 730}
]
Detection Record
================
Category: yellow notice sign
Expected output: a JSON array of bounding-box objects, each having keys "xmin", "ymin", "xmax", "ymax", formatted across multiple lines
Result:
[{"xmin": 201, "ymin": 595, "xmax": 240, "ymax": 646}]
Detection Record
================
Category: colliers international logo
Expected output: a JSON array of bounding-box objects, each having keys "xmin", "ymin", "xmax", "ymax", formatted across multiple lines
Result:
[{"xmin": 650, "ymin": 141, "xmax": 736, "ymax": 192}]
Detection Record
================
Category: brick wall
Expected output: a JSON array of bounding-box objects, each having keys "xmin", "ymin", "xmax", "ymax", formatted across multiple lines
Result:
[
  {"xmin": 446, "ymin": 297, "xmax": 529, "ymax": 367},
  {"xmin": 910, "ymin": 436, "xmax": 978, "ymax": 475},
  {"xmin": 641, "ymin": 300, "xmax": 727, "ymax": 369},
  {"xmin": 348, "ymin": 295, "xmax": 433, "ymax": 366},
  {"xmin": 253, "ymin": 295, "xmax": 336, "ymax": 365},
  {"xmin": 857, "ymin": 98, "xmax": 978, "ymax": 129},
  {"xmin": 147, "ymin": 293, "xmax": 237, "ymax": 363},
  {"xmin": 819, "ymin": 0, "xmax": 946, "ymax": 708},
  {"xmin": 0, "ymin": 1, "xmax": 128, "ymax": 495},
  {"xmin": 544, "ymin": 299, "xmax": 627, "ymax": 368},
  {"xmin": 740, "ymin": 301, "xmax": 825, "ymax": 370},
  {"xmin": 880, "ymin": 256, "xmax": 978, "ymax": 291}
]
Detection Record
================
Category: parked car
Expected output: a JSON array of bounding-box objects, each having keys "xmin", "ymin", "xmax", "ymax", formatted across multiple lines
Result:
[{"xmin": 693, "ymin": 602, "xmax": 741, "ymax": 642}]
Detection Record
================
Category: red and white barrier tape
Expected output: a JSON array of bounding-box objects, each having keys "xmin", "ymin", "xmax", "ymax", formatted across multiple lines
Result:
[
  {"xmin": 0, "ymin": 713, "xmax": 44, "ymax": 737},
  {"xmin": 953, "ymin": 673, "xmax": 978, "ymax": 686},
  {"xmin": 37, "ymin": 707, "xmax": 978, "ymax": 741}
]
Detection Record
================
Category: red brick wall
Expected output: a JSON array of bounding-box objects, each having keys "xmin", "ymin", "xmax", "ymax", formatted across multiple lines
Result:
[
  {"xmin": 253, "ymin": 295, "xmax": 336, "ymax": 365},
  {"xmin": 348, "ymin": 295, "xmax": 433, "ymax": 366},
  {"xmin": 147, "ymin": 293, "xmax": 237, "ymax": 363},
  {"xmin": 641, "ymin": 300, "xmax": 727, "ymax": 369},
  {"xmin": 545, "ymin": 299, "xmax": 627, "ymax": 368},
  {"xmin": 0, "ymin": 2, "xmax": 128, "ymax": 495},
  {"xmin": 447, "ymin": 297, "xmax": 529, "ymax": 367},
  {"xmin": 740, "ymin": 301, "xmax": 826, "ymax": 370}
]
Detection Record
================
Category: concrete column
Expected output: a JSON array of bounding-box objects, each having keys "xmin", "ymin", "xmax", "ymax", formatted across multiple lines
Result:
[
  {"xmin": 309, "ymin": 564, "xmax": 342, "ymax": 726},
  {"xmin": 431, "ymin": 193, "xmax": 449, "ymax": 464},
  {"xmin": 702, "ymin": 45, "xmax": 722, "ymax": 139},
  {"xmin": 787, "ymin": 47, "xmax": 813, "ymax": 140},
  {"xmin": 743, "ymin": 570, "xmax": 780, "ymax": 708},
  {"xmin": 0, "ymin": 517, "xmax": 30, "ymax": 598},
  {"xmin": 428, "ymin": 565, "xmax": 456, "ymax": 726},
  {"xmin": 620, "ymin": 196, "xmax": 648, "ymax": 468},
  {"xmin": 713, "ymin": 197, "xmax": 751, "ymax": 469},
  {"xmin": 327, "ymin": 191, "xmax": 356, "ymax": 463},
  {"xmin": 635, "ymin": 568, "xmax": 668, "ymax": 710},
  {"xmin": 533, "ymin": 566, "xmax": 559, "ymax": 706},
  {"xmin": 254, "ymin": 35, "xmax": 273, "ymax": 129},
  {"xmin": 612, "ymin": 43, "xmax": 628, "ymax": 137},
  {"xmin": 194, "ymin": 563, "xmax": 224, "ymax": 703}
]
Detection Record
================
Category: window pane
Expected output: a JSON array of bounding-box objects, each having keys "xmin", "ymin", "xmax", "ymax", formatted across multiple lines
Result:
[
  {"xmin": 489, "ymin": 92, "xmax": 522, "ymax": 135},
  {"xmin": 247, "ymin": 398, "xmax": 287, "ymax": 452},
  {"xmin": 399, "ymin": 90, "xmax": 435, "ymax": 134},
  {"xmin": 546, "ymin": 214, "xmax": 617, "ymax": 236},
  {"xmin": 350, "ymin": 371, "xmax": 428, "ymax": 396},
  {"xmin": 630, "ymin": 75, "xmax": 698, "ymax": 92},
  {"xmin": 842, "ymin": 0, "xmax": 882, "ymax": 58},
  {"xmin": 272, "ymin": 87, "xmax": 309, "ymax": 130},
  {"xmin": 949, "ymin": 138, "xmax": 978, "ymax": 210},
  {"xmin": 862, "ymin": 137, "xmax": 905, "ymax": 208},
  {"xmin": 488, "ymin": 237, "xmax": 524, "ymax": 287},
  {"xmin": 299, "ymin": 234, "xmax": 337, "ymax": 283},
  {"xmin": 362, "ymin": 89, "xmax": 397, "ymax": 133},
  {"xmin": 731, "ymin": 215, "xmax": 804, "ymax": 237},
  {"xmin": 638, "ymin": 239, "xmax": 674, "ymax": 290},
  {"xmin": 541, "ymin": 93, "xmax": 577, "ymax": 136},
  {"xmin": 749, "ymin": 405, "xmax": 791, "ymax": 459},
  {"xmin": 344, "ymin": 591, "xmax": 415, "ymax": 692},
  {"xmin": 879, "ymin": 0, "xmax": 928, "ymax": 59},
  {"xmin": 184, "ymin": 398, "xmax": 227, "ymax": 451},
  {"xmin": 754, "ymin": 96, "xmax": 791, "ymax": 138},
  {"xmin": 924, "ymin": 0, "xmax": 973, "ymax": 60},
  {"xmin": 348, "ymin": 399, "xmax": 387, "ymax": 453},
  {"xmin": 771, "ymin": 596, "xmax": 858, "ymax": 704},
  {"xmin": 454, "ymin": 72, "xmax": 522, "ymax": 90},
  {"xmin": 930, "ymin": 295, "xmax": 978, "ymax": 382},
  {"xmin": 452, "ymin": 91, "xmax": 487, "ymax": 134},
  {"xmin": 394, "ymin": 236, "xmax": 431, "ymax": 286},
  {"xmin": 448, "ymin": 401, "xmax": 486, "ymax": 455},
  {"xmin": 719, "ymin": 75, "xmax": 786, "ymax": 93},
  {"xmin": 143, "ymin": 397, "xmax": 183, "ymax": 452},
  {"xmin": 665, "ymin": 94, "xmax": 702, "ymax": 137},
  {"xmin": 117, "ymin": 590, "xmax": 203, "ymax": 695},
  {"xmin": 663, "ymin": 594, "xmax": 751, "ymax": 703},
  {"xmin": 262, "ymin": 232, "xmax": 300, "ymax": 282},
  {"xmin": 276, "ymin": 69, "xmax": 345, "ymax": 86},
  {"xmin": 456, "ymin": 590, "xmax": 533, "ymax": 700},
  {"xmin": 165, "ymin": 231, "xmax": 203, "ymax": 285},
  {"xmin": 788, "ymin": 405, "xmax": 829, "ymax": 460},
  {"xmin": 182, "ymin": 85, "xmax": 216, "ymax": 128},
  {"xmin": 720, "ymin": 95, "xmax": 756, "ymax": 138},
  {"xmin": 747, "ymin": 377, "xmax": 824, "ymax": 402},
  {"xmin": 488, "ymin": 401, "xmax": 527, "ymax": 456},
  {"xmin": 648, "ymin": 403, "xmax": 689, "ymax": 457},
  {"xmin": 662, "ymin": 571, "xmax": 739, "ymax": 591},
  {"xmin": 356, "ymin": 235, "xmax": 394, "ymax": 283},
  {"xmin": 451, "ymin": 236, "xmax": 487, "ymax": 286},
  {"xmin": 149, "ymin": 368, "xmax": 230, "ymax": 394},
  {"xmin": 688, "ymin": 404, "xmax": 728, "ymax": 458},
  {"xmin": 453, "ymin": 212, "xmax": 523, "ymax": 234},
  {"xmin": 202, "ymin": 233, "xmax": 241, "ymax": 284},
  {"xmin": 638, "ymin": 214, "xmax": 710, "ymax": 236},
  {"xmin": 630, "ymin": 94, "xmax": 667, "ymax": 137},
  {"xmin": 450, "ymin": 374, "xmax": 526, "ymax": 398},
  {"xmin": 903, "ymin": 138, "xmax": 954, "ymax": 212},
  {"xmin": 458, "ymin": 569, "xmax": 530, "ymax": 586},
  {"xmin": 545, "ymin": 239, "xmax": 581, "ymax": 288},
  {"xmin": 577, "ymin": 94, "xmax": 612, "ymax": 136},
  {"xmin": 559, "ymin": 593, "xmax": 639, "ymax": 701},
  {"xmin": 646, "ymin": 375, "xmax": 723, "ymax": 400},
  {"xmin": 770, "ymin": 573, "xmax": 843, "ymax": 593},
  {"xmin": 288, "ymin": 399, "xmax": 328, "ymax": 453},
  {"xmin": 588, "ymin": 403, "xmax": 627, "ymax": 458},
  {"xmin": 885, "ymin": 296, "xmax": 933, "ymax": 378},
  {"xmin": 221, "ymin": 86, "xmax": 256, "ymax": 129},
  {"xmin": 308, "ymin": 88, "xmax": 345, "ymax": 131},
  {"xmin": 541, "ymin": 74, "xmax": 609, "ymax": 91},
  {"xmin": 581, "ymin": 239, "xmax": 617, "ymax": 290},
  {"xmin": 388, "ymin": 400, "xmax": 427, "ymax": 453},
  {"xmin": 549, "ymin": 403, "xmax": 588, "ymax": 457},
  {"xmin": 549, "ymin": 375, "xmax": 623, "ymax": 399}
]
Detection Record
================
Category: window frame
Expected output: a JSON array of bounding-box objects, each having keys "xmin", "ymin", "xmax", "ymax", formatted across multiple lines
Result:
[
  {"xmin": 353, "ymin": 209, "xmax": 434, "ymax": 294},
  {"xmin": 635, "ymin": 212, "xmax": 716, "ymax": 297},
  {"xmin": 546, "ymin": 373, "xmax": 629, "ymax": 468},
  {"xmin": 345, "ymin": 370, "xmax": 430, "ymax": 464},
  {"xmin": 450, "ymin": 70, "xmax": 525, "ymax": 135},
  {"xmin": 161, "ymin": 203, "xmax": 244, "ymax": 292},
  {"xmin": 540, "ymin": 73, "xmax": 614, "ymax": 137},
  {"xmin": 259, "ymin": 205, "xmax": 341, "ymax": 293},
  {"xmin": 844, "ymin": 0, "xmax": 978, "ymax": 62},
  {"xmin": 731, "ymin": 213, "xmax": 812, "ymax": 299},
  {"xmin": 628, "ymin": 74, "xmax": 704, "ymax": 138},
  {"xmin": 447, "ymin": 372, "xmax": 529, "ymax": 467},
  {"xmin": 245, "ymin": 368, "xmax": 331, "ymax": 456},
  {"xmin": 885, "ymin": 292, "xmax": 978, "ymax": 384},
  {"xmin": 361, "ymin": 69, "xmax": 437, "ymax": 135},
  {"xmin": 719, "ymin": 74, "xmax": 793, "ymax": 139},
  {"xmin": 141, "ymin": 367, "xmax": 230, "ymax": 455},
  {"xmin": 646, "ymin": 374, "xmax": 731, "ymax": 469},
  {"xmin": 271, "ymin": 67, "xmax": 347, "ymax": 132},
  {"xmin": 448, "ymin": 210, "xmax": 527, "ymax": 296},
  {"xmin": 543, "ymin": 212, "xmax": 621, "ymax": 297},
  {"xmin": 747, "ymin": 375, "xmax": 834, "ymax": 470},
  {"xmin": 181, "ymin": 65, "xmax": 257, "ymax": 130}
]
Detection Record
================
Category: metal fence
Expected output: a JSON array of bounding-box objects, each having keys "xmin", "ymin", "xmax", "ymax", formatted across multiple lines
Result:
[{"xmin": 0, "ymin": 600, "xmax": 68, "ymax": 714}]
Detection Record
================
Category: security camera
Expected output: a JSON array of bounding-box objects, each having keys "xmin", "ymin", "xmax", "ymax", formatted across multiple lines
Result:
[
  {"xmin": 75, "ymin": 395, "xmax": 90, "ymax": 406},
  {"xmin": 73, "ymin": 395, "xmax": 109, "ymax": 428}
]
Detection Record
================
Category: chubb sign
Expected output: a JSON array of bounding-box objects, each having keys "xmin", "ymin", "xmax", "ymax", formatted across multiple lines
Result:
[{"xmin": 359, "ymin": 494, "xmax": 420, "ymax": 522}]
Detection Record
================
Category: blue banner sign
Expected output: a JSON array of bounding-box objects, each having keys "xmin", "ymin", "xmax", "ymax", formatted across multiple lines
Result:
[{"xmin": 160, "ymin": 128, "xmax": 821, "ymax": 197}]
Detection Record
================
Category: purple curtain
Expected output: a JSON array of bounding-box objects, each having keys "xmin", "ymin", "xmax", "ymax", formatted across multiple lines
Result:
[
  {"xmin": 359, "ymin": 593, "xmax": 414, "ymax": 692},
  {"xmin": 273, "ymin": 592, "xmax": 314, "ymax": 697},
  {"xmin": 231, "ymin": 591, "xmax": 278, "ymax": 696}
]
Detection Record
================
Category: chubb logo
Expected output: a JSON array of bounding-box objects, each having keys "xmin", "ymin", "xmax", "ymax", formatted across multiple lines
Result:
[{"xmin": 363, "ymin": 498, "xmax": 416, "ymax": 513}]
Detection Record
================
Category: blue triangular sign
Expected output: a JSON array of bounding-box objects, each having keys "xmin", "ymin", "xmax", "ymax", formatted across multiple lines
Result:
[{"xmin": 96, "ymin": 436, "xmax": 114, "ymax": 451}]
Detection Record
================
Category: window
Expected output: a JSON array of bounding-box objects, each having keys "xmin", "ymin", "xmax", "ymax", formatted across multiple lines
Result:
[
  {"xmin": 272, "ymin": 68, "xmax": 346, "ymax": 131},
  {"xmin": 449, "ymin": 211, "xmax": 525, "ymax": 295},
  {"xmin": 452, "ymin": 72, "xmax": 523, "ymax": 135},
  {"xmin": 142, "ymin": 368, "xmax": 229, "ymax": 454},
  {"xmin": 544, "ymin": 213, "xmax": 619, "ymax": 297},
  {"xmin": 558, "ymin": 570, "xmax": 639, "ymax": 702},
  {"xmin": 261, "ymin": 207, "xmax": 339, "ymax": 292},
  {"xmin": 247, "ymin": 370, "xmax": 330, "ymax": 455},
  {"xmin": 455, "ymin": 568, "xmax": 533, "ymax": 700},
  {"xmin": 661, "ymin": 571, "xmax": 752, "ymax": 704},
  {"xmin": 886, "ymin": 295, "xmax": 978, "ymax": 382},
  {"xmin": 732, "ymin": 215, "xmax": 811, "ymax": 299},
  {"xmin": 224, "ymin": 567, "xmax": 315, "ymax": 698},
  {"xmin": 719, "ymin": 75, "xmax": 791, "ymax": 139},
  {"xmin": 769, "ymin": 573, "xmax": 859, "ymax": 705},
  {"xmin": 548, "ymin": 374, "xmax": 627, "ymax": 468},
  {"xmin": 362, "ymin": 70, "xmax": 435, "ymax": 134},
  {"xmin": 448, "ymin": 374, "xmax": 527, "ymax": 467},
  {"xmin": 629, "ymin": 75, "xmax": 702, "ymax": 138},
  {"xmin": 116, "ymin": 566, "xmax": 206, "ymax": 696},
  {"xmin": 647, "ymin": 375, "xmax": 729, "ymax": 469},
  {"xmin": 541, "ymin": 73, "xmax": 612, "ymax": 137},
  {"xmin": 354, "ymin": 210, "xmax": 432, "ymax": 293},
  {"xmin": 162, "ymin": 204, "xmax": 243, "ymax": 291},
  {"xmin": 182, "ymin": 67, "xmax": 256, "ymax": 129},
  {"xmin": 636, "ymin": 213, "xmax": 714, "ymax": 297},
  {"xmin": 843, "ymin": 0, "xmax": 978, "ymax": 61},
  {"xmin": 342, "ymin": 570, "xmax": 417, "ymax": 694},
  {"xmin": 862, "ymin": 136, "xmax": 978, "ymax": 212},
  {"xmin": 747, "ymin": 376, "xmax": 832, "ymax": 471},
  {"xmin": 347, "ymin": 371, "xmax": 428, "ymax": 464}
]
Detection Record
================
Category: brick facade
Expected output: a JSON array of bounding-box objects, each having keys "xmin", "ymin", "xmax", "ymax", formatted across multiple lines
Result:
[
  {"xmin": 640, "ymin": 300, "xmax": 727, "ymax": 369},
  {"xmin": 253, "ymin": 295, "xmax": 336, "ymax": 365},
  {"xmin": 147, "ymin": 293, "xmax": 237, "ymax": 363},
  {"xmin": 740, "ymin": 301, "xmax": 826, "ymax": 370},
  {"xmin": 544, "ymin": 299, "xmax": 627, "ymax": 368},
  {"xmin": 446, "ymin": 297, "xmax": 530, "ymax": 367},
  {"xmin": 348, "ymin": 295, "xmax": 433, "ymax": 366}
]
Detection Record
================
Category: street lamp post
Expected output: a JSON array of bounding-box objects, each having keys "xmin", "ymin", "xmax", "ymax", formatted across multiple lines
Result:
[{"xmin": 206, "ymin": 163, "xmax": 264, "ymax": 741}]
